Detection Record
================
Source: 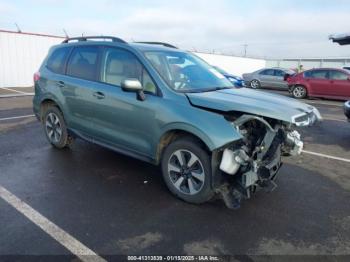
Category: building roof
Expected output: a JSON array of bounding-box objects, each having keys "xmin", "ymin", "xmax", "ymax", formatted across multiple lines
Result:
[{"xmin": 0, "ymin": 29, "xmax": 65, "ymax": 39}]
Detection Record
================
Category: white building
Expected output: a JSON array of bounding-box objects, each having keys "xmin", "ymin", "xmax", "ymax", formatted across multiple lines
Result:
[
  {"xmin": 0, "ymin": 29, "xmax": 349, "ymax": 88},
  {"xmin": 0, "ymin": 30, "xmax": 63, "ymax": 87}
]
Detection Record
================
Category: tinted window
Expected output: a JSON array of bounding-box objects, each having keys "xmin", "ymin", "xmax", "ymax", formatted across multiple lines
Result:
[
  {"xmin": 304, "ymin": 70, "xmax": 328, "ymax": 79},
  {"xmin": 100, "ymin": 48, "xmax": 157, "ymax": 94},
  {"xmin": 67, "ymin": 46, "xmax": 99, "ymax": 81},
  {"xmin": 46, "ymin": 47, "xmax": 71, "ymax": 74},
  {"xmin": 329, "ymin": 70, "xmax": 349, "ymax": 80},
  {"xmin": 274, "ymin": 70, "xmax": 285, "ymax": 77},
  {"xmin": 260, "ymin": 69, "xmax": 274, "ymax": 76}
]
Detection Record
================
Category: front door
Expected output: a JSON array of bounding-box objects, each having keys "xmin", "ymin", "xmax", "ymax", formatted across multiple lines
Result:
[
  {"xmin": 306, "ymin": 69, "xmax": 331, "ymax": 96},
  {"xmin": 89, "ymin": 47, "xmax": 160, "ymax": 158},
  {"xmin": 259, "ymin": 69, "xmax": 275, "ymax": 88}
]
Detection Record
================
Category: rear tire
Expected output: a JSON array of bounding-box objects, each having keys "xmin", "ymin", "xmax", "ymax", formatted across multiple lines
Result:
[
  {"xmin": 250, "ymin": 79, "xmax": 261, "ymax": 89},
  {"xmin": 42, "ymin": 106, "xmax": 73, "ymax": 149},
  {"xmin": 161, "ymin": 137, "xmax": 214, "ymax": 204},
  {"xmin": 292, "ymin": 85, "xmax": 307, "ymax": 99}
]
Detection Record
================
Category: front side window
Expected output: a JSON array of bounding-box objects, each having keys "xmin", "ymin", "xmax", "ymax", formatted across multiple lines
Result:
[
  {"xmin": 329, "ymin": 70, "xmax": 349, "ymax": 80},
  {"xmin": 46, "ymin": 47, "xmax": 71, "ymax": 74},
  {"xmin": 67, "ymin": 46, "xmax": 99, "ymax": 81},
  {"xmin": 260, "ymin": 69, "xmax": 274, "ymax": 76},
  {"xmin": 144, "ymin": 51, "xmax": 233, "ymax": 92},
  {"xmin": 311, "ymin": 70, "xmax": 329, "ymax": 79},
  {"xmin": 100, "ymin": 48, "xmax": 156, "ymax": 94}
]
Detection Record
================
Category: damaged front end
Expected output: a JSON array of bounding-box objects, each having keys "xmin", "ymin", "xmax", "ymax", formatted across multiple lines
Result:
[{"xmin": 215, "ymin": 114, "xmax": 309, "ymax": 209}]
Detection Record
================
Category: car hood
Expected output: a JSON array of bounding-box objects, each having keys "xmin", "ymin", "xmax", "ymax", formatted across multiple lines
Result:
[{"xmin": 186, "ymin": 88, "xmax": 322, "ymax": 125}]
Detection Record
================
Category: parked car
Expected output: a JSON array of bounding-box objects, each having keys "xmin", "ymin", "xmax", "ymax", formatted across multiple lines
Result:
[
  {"xmin": 242, "ymin": 68, "xmax": 295, "ymax": 89},
  {"xmin": 345, "ymin": 101, "xmax": 350, "ymax": 121},
  {"xmin": 33, "ymin": 36, "xmax": 322, "ymax": 209},
  {"xmin": 287, "ymin": 68, "xmax": 350, "ymax": 100},
  {"xmin": 330, "ymin": 34, "xmax": 350, "ymax": 121},
  {"xmin": 212, "ymin": 66, "xmax": 245, "ymax": 87}
]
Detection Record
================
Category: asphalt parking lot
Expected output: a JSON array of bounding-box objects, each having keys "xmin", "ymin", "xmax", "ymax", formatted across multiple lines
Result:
[{"xmin": 0, "ymin": 87, "xmax": 350, "ymax": 261}]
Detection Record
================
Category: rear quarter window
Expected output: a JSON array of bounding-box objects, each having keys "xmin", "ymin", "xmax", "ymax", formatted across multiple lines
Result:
[{"xmin": 46, "ymin": 47, "xmax": 71, "ymax": 74}]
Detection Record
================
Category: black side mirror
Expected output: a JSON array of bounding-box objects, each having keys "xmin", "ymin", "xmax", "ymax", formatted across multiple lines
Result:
[{"xmin": 121, "ymin": 79, "xmax": 146, "ymax": 101}]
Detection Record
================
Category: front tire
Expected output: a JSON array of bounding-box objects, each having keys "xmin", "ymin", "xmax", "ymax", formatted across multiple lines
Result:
[
  {"xmin": 42, "ymin": 106, "xmax": 72, "ymax": 149},
  {"xmin": 292, "ymin": 85, "xmax": 307, "ymax": 99},
  {"xmin": 250, "ymin": 79, "xmax": 261, "ymax": 89},
  {"xmin": 161, "ymin": 138, "xmax": 214, "ymax": 204}
]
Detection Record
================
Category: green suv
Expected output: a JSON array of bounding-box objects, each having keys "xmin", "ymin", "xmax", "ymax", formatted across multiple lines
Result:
[{"xmin": 33, "ymin": 36, "xmax": 322, "ymax": 209}]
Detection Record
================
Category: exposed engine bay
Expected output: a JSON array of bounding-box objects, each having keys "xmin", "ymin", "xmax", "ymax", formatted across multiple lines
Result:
[{"xmin": 217, "ymin": 114, "xmax": 304, "ymax": 209}]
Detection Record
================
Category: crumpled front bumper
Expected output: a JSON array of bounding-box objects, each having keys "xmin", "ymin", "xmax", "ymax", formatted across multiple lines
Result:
[{"xmin": 291, "ymin": 107, "xmax": 322, "ymax": 126}]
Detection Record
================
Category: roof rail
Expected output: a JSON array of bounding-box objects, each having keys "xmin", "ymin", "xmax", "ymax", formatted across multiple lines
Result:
[
  {"xmin": 62, "ymin": 36, "xmax": 127, "ymax": 44},
  {"xmin": 134, "ymin": 41, "xmax": 178, "ymax": 49}
]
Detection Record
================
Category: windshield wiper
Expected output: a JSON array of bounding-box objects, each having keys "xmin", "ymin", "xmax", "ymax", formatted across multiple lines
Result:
[{"xmin": 180, "ymin": 86, "xmax": 234, "ymax": 93}]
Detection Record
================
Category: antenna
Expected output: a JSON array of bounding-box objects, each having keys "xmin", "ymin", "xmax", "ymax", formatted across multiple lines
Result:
[
  {"xmin": 63, "ymin": 29, "xmax": 69, "ymax": 38},
  {"xmin": 14, "ymin": 23, "xmax": 21, "ymax": 33}
]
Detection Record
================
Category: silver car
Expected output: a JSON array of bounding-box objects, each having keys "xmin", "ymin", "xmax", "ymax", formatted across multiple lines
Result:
[{"xmin": 243, "ymin": 68, "xmax": 295, "ymax": 89}]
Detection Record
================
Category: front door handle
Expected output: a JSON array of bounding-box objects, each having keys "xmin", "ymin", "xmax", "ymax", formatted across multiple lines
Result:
[{"xmin": 93, "ymin": 91, "xmax": 105, "ymax": 99}]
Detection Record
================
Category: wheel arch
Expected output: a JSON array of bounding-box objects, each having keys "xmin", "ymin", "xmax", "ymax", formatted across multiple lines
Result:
[
  {"xmin": 155, "ymin": 128, "xmax": 212, "ymax": 165},
  {"xmin": 39, "ymin": 98, "xmax": 64, "ymax": 122}
]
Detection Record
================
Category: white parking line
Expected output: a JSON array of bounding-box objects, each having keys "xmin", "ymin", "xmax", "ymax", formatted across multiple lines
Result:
[
  {"xmin": 0, "ymin": 185, "xmax": 106, "ymax": 262},
  {"xmin": 0, "ymin": 114, "xmax": 36, "ymax": 121},
  {"xmin": 322, "ymin": 117, "xmax": 347, "ymax": 123},
  {"xmin": 303, "ymin": 100, "xmax": 343, "ymax": 107},
  {"xmin": 302, "ymin": 150, "xmax": 350, "ymax": 163},
  {"xmin": 0, "ymin": 87, "xmax": 29, "ymax": 94}
]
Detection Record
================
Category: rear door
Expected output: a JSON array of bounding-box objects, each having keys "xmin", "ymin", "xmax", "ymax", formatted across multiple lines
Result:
[
  {"xmin": 328, "ymin": 70, "xmax": 350, "ymax": 99},
  {"xmin": 63, "ymin": 45, "xmax": 101, "ymax": 137},
  {"xmin": 305, "ymin": 69, "xmax": 330, "ymax": 96},
  {"xmin": 273, "ymin": 69, "xmax": 288, "ymax": 89},
  {"xmin": 258, "ymin": 69, "xmax": 275, "ymax": 87}
]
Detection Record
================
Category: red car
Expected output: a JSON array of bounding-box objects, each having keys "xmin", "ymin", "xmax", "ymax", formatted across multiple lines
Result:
[{"xmin": 287, "ymin": 68, "xmax": 350, "ymax": 100}]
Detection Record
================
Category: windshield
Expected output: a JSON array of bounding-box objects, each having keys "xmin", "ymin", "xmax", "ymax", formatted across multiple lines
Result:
[
  {"xmin": 144, "ymin": 51, "xmax": 233, "ymax": 92},
  {"xmin": 213, "ymin": 66, "xmax": 228, "ymax": 75}
]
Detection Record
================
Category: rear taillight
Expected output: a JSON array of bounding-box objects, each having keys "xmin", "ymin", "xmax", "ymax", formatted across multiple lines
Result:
[{"xmin": 33, "ymin": 72, "xmax": 40, "ymax": 82}]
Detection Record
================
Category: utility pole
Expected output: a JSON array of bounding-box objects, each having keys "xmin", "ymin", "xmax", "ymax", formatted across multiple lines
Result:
[{"xmin": 243, "ymin": 43, "xmax": 248, "ymax": 57}]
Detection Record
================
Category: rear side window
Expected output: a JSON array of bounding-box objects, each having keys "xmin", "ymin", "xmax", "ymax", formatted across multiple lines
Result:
[
  {"xmin": 329, "ymin": 70, "xmax": 348, "ymax": 80},
  {"xmin": 274, "ymin": 70, "xmax": 285, "ymax": 77},
  {"xmin": 67, "ymin": 46, "xmax": 99, "ymax": 81},
  {"xmin": 46, "ymin": 47, "xmax": 71, "ymax": 74}
]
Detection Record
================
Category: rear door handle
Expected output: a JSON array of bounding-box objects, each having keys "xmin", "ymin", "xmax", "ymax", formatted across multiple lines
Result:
[
  {"xmin": 93, "ymin": 91, "xmax": 105, "ymax": 99},
  {"xmin": 57, "ymin": 81, "xmax": 65, "ymax": 87}
]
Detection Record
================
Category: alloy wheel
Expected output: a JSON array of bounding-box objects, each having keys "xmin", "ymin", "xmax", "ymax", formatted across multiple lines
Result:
[
  {"xmin": 250, "ymin": 80, "xmax": 259, "ymax": 89},
  {"xmin": 167, "ymin": 149, "xmax": 205, "ymax": 195},
  {"xmin": 293, "ymin": 86, "xmax": 306, "ymax": 98},
  {"xmin": 45, "ymin": 112, "xmax": 62, "ymax": 143}
]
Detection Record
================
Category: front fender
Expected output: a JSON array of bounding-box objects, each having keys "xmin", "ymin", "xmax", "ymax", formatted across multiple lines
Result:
[{"xmin": 159, "ymin": 112, "xmax": 243, "ymax": 152}]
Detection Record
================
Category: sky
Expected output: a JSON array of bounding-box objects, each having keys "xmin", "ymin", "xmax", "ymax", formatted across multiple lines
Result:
[{"xmin": 1, "ymin": 0, "xmax": 350, "ymax": 58}]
